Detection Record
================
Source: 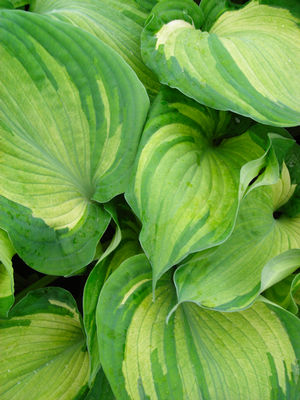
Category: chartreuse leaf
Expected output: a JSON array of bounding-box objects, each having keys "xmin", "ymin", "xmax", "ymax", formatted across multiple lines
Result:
[
  {"xmin": 0, "ymin": 229, "xmax": 15, "ymax": 317},
  {"xmin": 0, "ymin": 287, "xmax": 90, "ymax": 400},
  {"xmin": 141, "ymin": 0, "xmax": 300, "ymax": 126},
  {"xmin": 29, "ymin": 0, "xmax": 160, "ymax": 98},
  {"xmin": 126, "ymin": 87, "xmax": 289, "ymax": 287},
  {"xmin": 0, "ymin": 11, "xmax": 149, "ymax": 275},
  {"xmin": 174, "ymin": 164, "xmax": 300, "ymax": 311},
  {"xmin": 83, "ymin": 202, "xmax": 141, "ymax": 384},
  {"xmin": 263, "ymin": 273, "xmax": 300, "ymax": 315},
  {"xmin": 97, "ymin": 254, "xmax": 300, "ymax": 400}
]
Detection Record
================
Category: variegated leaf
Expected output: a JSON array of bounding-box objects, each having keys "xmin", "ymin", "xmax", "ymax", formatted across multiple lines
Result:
[
  {"xmin": 126, "ymin": 87, "xmax": 290, "ymax": 286},
  {"xmin": 141, "ymin": 0, "xmax": 300, "ymax": 126},
  {"xmin": 175, "ymin": 164, "xmax": 300, "ymax": 311},
  {"xmin": 0, "ymin": 288, "xmax": 90, "ymax": 399},
  {"xmin": 0, "ymin": 10, "xmax": 149, "ymax": 275},
  {"xmin": 98, "ymin": 254, "xmax": 300, "ymax": 400},
  {"xmin": 30, "ymin": 0, "xmax": 160, "ymax": 98}
]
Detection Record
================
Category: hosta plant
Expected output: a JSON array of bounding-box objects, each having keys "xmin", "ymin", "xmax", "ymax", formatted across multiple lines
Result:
[{"xmin": 0, "ymin": 0, "xmax": 299, "ymax": 399}]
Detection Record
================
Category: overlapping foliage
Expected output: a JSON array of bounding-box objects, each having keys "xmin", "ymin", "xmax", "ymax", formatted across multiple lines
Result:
[{"xmin": 0, "ymin": 0, "xmax": 299, "ymax": 399}]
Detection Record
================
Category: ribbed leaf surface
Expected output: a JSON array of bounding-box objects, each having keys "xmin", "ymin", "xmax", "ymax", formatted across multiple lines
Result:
[
  {"xmin": 30, "ymin": 0, "xmax": 160, "ymax": 98},
  {"xmin": 175, "ymin": 166, "xmax": 300, "ymax": 311},
  {"xmin": 83, "ymin": 204, "xmax": 141, "ymax": 383},
  {"xmin": 98, "ymin": 255, "xmax": 300, "ymax": 400},
  {"xmin": 126, "ymin": 88, "xmax": 285, "ymax": 285},
  {"xmin": 0, "ymin": 11, "xmax": 149, "ymax": 274},
  {"xmin": 0, "ymin": 288, "xmax": 90, "ymax": 400},
  {"xmin": 141, "ymin": 0, "xmax": 300, "ymax": 126}
]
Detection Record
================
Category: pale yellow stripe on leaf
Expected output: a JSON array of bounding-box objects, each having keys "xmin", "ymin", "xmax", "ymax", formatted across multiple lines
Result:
[
  {"xmin": 272, "ymin": 163, "xmax": 297, "ymax": 210},
  {"xmin": 31, "ymin": 196, "xmax": 88, "ymax": 231},
  {"xmin": 155, "ymin": 19, "xmax": 194, "ymax": 56},
  {"xmin": 170, "ymin": 102, "xmax": 216, "ymax": 134},
  {"xmin": 122, "ymin": 290, "xmax": 169, "ymax": 400},
  {"xmin": 174, "ymin": 307, "xmax": 204, "ymax": 400},
  {"xmin": 240, "ymin": 303, "xmax": 297, "ymax": 393},
  {"xmin": 0, "ymin": 39, "xmax": 91, "ymax": 230},
  {"xmin": 120, "ymin": 279, "xmax": 151, "ymax": 305},
  {"xmin": 134, "ymin": 123, "xmax": 196, "ymax": 209},
  {"xmin": 48, "ymin": 299, "xmax": 80, "ymax": 322},
  {"xmin": 94, "ymin": 123, "xmax": 123, "ymax": 179}
]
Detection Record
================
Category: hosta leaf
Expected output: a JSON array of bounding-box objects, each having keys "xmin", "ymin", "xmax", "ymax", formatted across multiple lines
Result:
[
  {"xmin": 260, "ymin": 249, "xmax": 300, "ymax": 293},
  {"xmin": 135, "ymin": 0, "xmax": 160, "ymax": 12},
  {"xmin": 30, "ymin": 0, "xmax": 160, "ymax": 98},
  {"xmin": 263, "ymin": 273, "xmax": 300, "ymax": 315},
  {"xmin": 0, "ymin": 11, "xmax": 149, "ymax": 275},
  {"xmin": 0, "ymin": 0, "xmax": 13, "ymax": 8},
  {"xmin": 86, "ymin": 368, "xmax": 115, "ymax": 400},
  {"xmin": 10, "ymin": 0, "xmax": 28, "ymax": 8},
  {"xmin": 174, "ymin": 164, "xmax": 300, "ymax": 311},
  {"xmin": 0, "ymin": 287, "xmax": 90, "ymax": 400},
  {"xmin": 98, "ymin": 254, "xmax": 300, "ymax": 400},
  {"xmin": 281, "ymin": 143, "xmax": 300, "ymax": 217},
  {"xmin": 0, "ymin": 229, "xmax": 15, "ymax": 317},
  {"xmin": 141, "ymin": 0, "xmax": 300, "ymax": 126},
  {"xmin": 126, "ymin": 87, "xmax": 288, "ymax": 286},
  {"xmin": 83, "ymin": 203, "xmax": 141, "ymax": 384}
]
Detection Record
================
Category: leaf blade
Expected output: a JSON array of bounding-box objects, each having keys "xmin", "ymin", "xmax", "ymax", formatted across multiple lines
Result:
[
  {"xmin": 97, "ymin": 254, "xmax": 300, "ymax": 400},
  {"xmin": 142, "ymin": 0, "xmax": 300, "ymax": 126},
  {"xmin": 0, "ymin": 10, "xmax": 149, "ymax": 274},
  {"xmin": 0, "ymin": 287, "xmax": 90, "ymax": 400}
]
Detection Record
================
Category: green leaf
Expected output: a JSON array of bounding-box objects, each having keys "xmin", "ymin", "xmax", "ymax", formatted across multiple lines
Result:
[
  {"xmin": 0, "ymin": 11, "xmax": 149, "ymax": 275},
  {"xmin": 0, "ymin": 229, "xmax": 15, "ymax": 317},
  {"xmin": 263, "ymin": 273, "xmax": 300, "ymax": 315},
  {"xmin": 200, "ymin": 0, "xmax": 245, "ymax": 31},
  {"xmin": 83, "ymin": 204, "xmax": 141, "ymax": 384},
  {"xmin": 285, "ymin": 142, "xmax": 300, "ymax": 184},
  {"xmin": 141, "ymin": 0, "xmax": 300, "ymax": 126},
  {"xmin": 280, "ymin": 143, "xmax": 300, "ymax": 216},
  {"xmin": 0, "ymin": 0, "xmax": 13, "ymax": 8},
  {"xmin": 0, "ymin": 287, "xmax": 90, "ymax": 400},
  {"xmin": 85, "ymin": 368, "xmax": 115, "ymax": 400},
  {"xmin": 30, "ymin": 0, "xmax": 160, "ymax": 98},
  {"xmin": 10, "ymin": 0, "xmax": 28, "ymax": 8},
  {"xmin": 174, "ymin": 164, "xmax": 300, "ymax": 311},
  {"xmin": 97, "ymin": 254, "xmax": 300, "ymax": 400},
  {"xmin": 126, "ymin": 87, "xmax": 287, "ymax": 286},
  {"xmin": 135, "ymin": 0, "xmax": 158, "ymax": 11},
  {"xmin": 260, "ymin": 250, "xmax": 300, "ymax": 293}
]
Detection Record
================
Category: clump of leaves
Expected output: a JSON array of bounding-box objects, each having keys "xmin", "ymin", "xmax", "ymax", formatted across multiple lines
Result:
[{"xmin": 0, "ymin": 0, "xmax": 299, "ymax": 399}]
